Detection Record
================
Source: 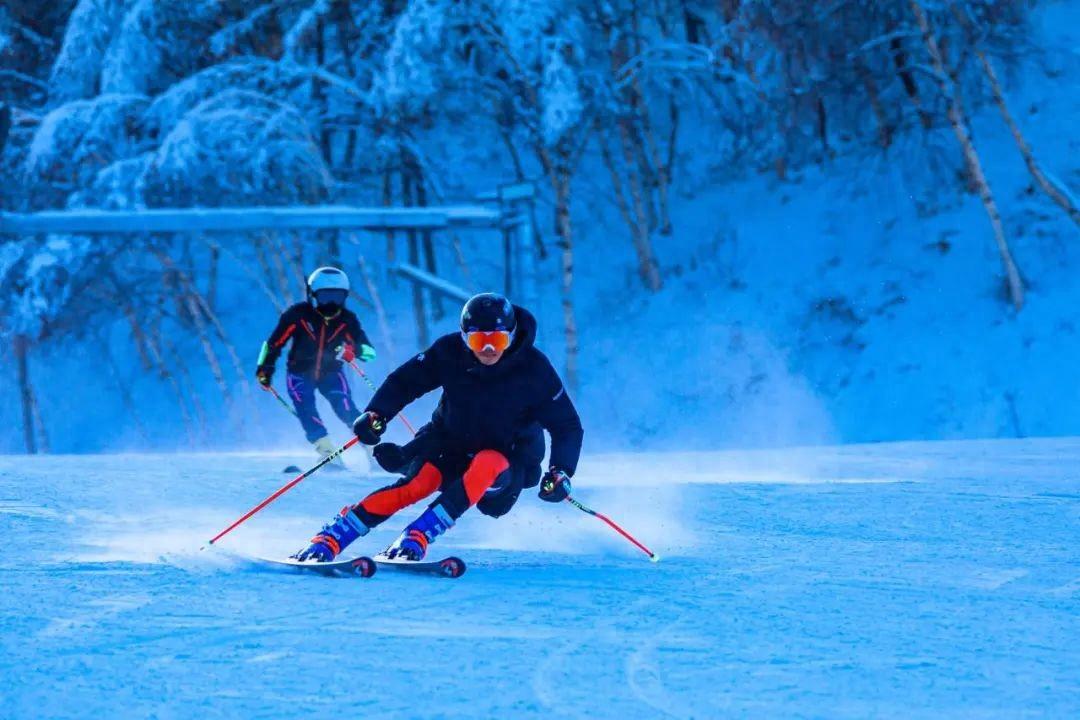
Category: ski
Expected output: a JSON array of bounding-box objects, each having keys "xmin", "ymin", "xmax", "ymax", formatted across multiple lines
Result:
[
  {"xmin": 374, "ymin": 555, "xmax": 467, "ymax": 578},
  {"xmin": 254, "ymin": 555, "xmax": 377, "ymax": 578}
]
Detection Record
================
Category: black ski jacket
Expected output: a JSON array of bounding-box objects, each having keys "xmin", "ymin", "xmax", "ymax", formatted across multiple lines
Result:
[
  {"xmin": 262, "ymin": 302, "xmax": 372, "ymax": 379},
  {"xmin": 366, "ymin": 306, "xmax": 583, "ymax": 475}
]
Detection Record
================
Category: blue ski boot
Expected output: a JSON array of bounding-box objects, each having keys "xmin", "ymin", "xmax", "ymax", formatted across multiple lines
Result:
[
  {"xmin": 386, "ymin": 504, "xmax": 455, "ymax": 561},
  {"xmin": 293, "ymin": 506, "xmax": 371, "ymax": 562}
]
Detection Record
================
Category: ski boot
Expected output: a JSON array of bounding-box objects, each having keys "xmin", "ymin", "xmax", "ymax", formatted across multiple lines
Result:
[
  {"xmin": 385, "ymin": 504, "xmax": 455, "ymax": 561},
  {"xmin": 313, "ymin": 436, "xmax": 346, "ymax": 471},
  {"xmin": 293, "ymin": 507, "xmax": 370, "ymax": 562}
]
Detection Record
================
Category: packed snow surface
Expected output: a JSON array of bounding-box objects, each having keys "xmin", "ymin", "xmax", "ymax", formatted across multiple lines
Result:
[{"xmin": 1, "ymin": 438, "xmax": 1078, "ymax": 717}]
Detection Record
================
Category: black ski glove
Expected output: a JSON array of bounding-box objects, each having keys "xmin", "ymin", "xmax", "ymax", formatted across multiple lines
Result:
[
  {"xmin": 255, "ymin": 364, "xmax": 274, "ymax": 387},
  {"xmin": 539, "ymin": 468, "xmax": 571, "ymax": 503},
  {"xmin": 353, "ymin": 411, "xmax": 386, "ymax": 445},
  {"xmin": 373, "ymin": 442, "xmax": 408, "ymax": 473}
]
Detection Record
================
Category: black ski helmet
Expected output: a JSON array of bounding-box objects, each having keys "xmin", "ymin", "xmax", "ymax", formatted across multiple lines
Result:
[{"xmin": 460, "ymin": 293, "xmax": 516, "ymax": 333}]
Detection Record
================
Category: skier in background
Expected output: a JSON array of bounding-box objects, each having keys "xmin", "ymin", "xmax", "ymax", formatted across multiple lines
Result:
[
  {"xmin": 293, "ymin": 292, "xmax": 582, "ymax": 561},
  {"xmin": 255, "ymin": 267, "xmax": 375, "ymax": 463}
]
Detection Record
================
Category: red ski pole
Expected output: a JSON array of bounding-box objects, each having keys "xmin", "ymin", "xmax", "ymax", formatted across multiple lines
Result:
[
  {"xmin": 345, "ymin": 359, "xmax": 418, "ymax": 436},
  {"xmin": 565, "ymin": 495, "xmax": 659, "ymax": 562},
  {"xmin": 205, "ymin": 436, "xmax": 360, "ymax": 547}
]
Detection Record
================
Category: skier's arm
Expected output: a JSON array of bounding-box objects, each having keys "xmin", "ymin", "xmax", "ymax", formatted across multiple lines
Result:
[
  {"xmin": 344, "ymin": 312, "xmax": 376, "ymax": 362},
  {"xmin": 532, "ymin": 360, "xmax": 583, "ymax": 476},
  {"xmin": 365, "ymin": 345, "xmax": 444, "ymax": 421},
  {"xmin": 257, "ymin": 306, "xmax": 299, "ymax": 379}
]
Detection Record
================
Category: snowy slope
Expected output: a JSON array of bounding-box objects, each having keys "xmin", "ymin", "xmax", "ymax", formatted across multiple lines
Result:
[{"xmin": 2, "ymin": 438, "xmax": 1078, "ymax": 717}]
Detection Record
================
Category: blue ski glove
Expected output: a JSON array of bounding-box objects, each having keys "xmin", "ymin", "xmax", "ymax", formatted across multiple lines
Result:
[
  {"xmin": 539, "ymin": 468, "xmax": 571, "ymax": 503},
  {"xmin": 353, "ymin": 411, "xmax": 386, "ymax": 445},
  {"xmin": 359, "ymin": 344, "xmax": 376, "ymax": 362}
]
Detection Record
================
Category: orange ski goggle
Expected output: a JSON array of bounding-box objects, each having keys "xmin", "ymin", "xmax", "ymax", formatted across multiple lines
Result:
[{"xmin": 464, "ymin": 330, "xmax": 513, "ymax": 352}]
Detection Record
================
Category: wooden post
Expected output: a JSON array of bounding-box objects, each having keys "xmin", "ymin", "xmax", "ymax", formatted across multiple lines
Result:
[
  {"xmin": 14, "ymin": 334, "xmax": 37, "ymax": 454},
  {"xmin": 206, "ymin": 236, "xmax": 219, "ymax": 310},
  {"xmin": 0, "ymin": 103, "xmax": 10, "ymax": 155}
]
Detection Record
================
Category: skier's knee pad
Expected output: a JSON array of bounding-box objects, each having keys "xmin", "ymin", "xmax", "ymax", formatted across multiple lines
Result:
[{"xmin": 462, "ymin": 450, "xmax": 510, "ymax": 505}]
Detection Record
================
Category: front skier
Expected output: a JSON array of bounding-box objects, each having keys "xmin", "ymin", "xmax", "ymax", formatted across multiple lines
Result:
[
  {"xmin": 255, "ymin": 267, "xmax": 376, "ymax": 463},
  {"xmin": 293, "ymin": 292, "xmax": 582, "ymax": 562}
]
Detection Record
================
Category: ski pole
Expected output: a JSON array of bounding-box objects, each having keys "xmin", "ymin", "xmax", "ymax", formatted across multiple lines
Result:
[
  {"xmin": 205, "ymin": 436, "xmax": 360, "ymax": 547},
  {"xmin": 565, "ymin": 495, "xmax": 659, "ymax": 562},
  {"xmin": 345, "ymin": 359, "xmax": 418, "ymax": 436},
  {"xmin": 263, "ymin": 384, "xmax": 297, "ymax": 417}
]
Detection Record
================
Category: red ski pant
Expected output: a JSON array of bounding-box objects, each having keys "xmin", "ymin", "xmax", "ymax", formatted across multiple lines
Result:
[{"xmin": 351, "ymin": 450, "xmax": 510, "ymax": 525}]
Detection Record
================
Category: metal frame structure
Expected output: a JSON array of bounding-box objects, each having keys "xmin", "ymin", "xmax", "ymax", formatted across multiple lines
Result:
[{"xmin": 0, "ymin": 186, "xmax": 539, "ymax": 309}]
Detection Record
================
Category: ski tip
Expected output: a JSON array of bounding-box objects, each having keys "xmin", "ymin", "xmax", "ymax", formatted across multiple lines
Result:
[
  {"xmin": 439, "ymin": 556, "xmax": 467, "ymax": 578},
  {"xmin": 351, "ymin": 556, "xmax": 377, "ymax": 578}
]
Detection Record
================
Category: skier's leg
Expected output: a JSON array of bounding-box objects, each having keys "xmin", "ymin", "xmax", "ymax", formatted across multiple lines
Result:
[
  {"xmin": 390, "ymin": 450, "xmax": 509, "ymax": 560},
  {"xmin": 293, "ymin": 462, "xmax": 443, "ymax": 561},
  {"xmin": 350, "ymin": 462, "xmax": 443, "ymax": 527},
  {"xmin": 285, "ymin": 372, "xmax": 328, "ymax": 443},
  {"xmin": 476, "ymin": 462, "xmax": 534, "ymax": 518},
  {"xmin": 319, "ymin": 369, "xmax": 361, "ymax": 429},
  {"xmin": 439, "ymin": 449, "xmax": 513, "ymax": 519}
]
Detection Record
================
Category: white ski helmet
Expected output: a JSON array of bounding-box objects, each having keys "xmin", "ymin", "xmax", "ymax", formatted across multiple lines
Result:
[
  {"xmin": 306, "ymin": 266, "xmax": 350, "ymax": 311},
  {"xmin": 307, "ymin": 266, "xmax": 350, "ymax": 293}
]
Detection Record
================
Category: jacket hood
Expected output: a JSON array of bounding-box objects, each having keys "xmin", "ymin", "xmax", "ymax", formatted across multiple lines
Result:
[{"xmin": 507, "ymin": 305, "xmax": 537, "ymax": 355}]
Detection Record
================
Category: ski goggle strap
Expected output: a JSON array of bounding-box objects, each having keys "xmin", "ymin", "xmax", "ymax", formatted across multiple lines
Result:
[{"xmin": 463, "ymin": 330, "xmax": 514, "ymax": 352}]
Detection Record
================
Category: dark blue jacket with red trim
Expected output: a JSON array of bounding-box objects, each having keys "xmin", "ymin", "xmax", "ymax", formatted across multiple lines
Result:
[
  {"xmin": 262, "ymin": 302, "xmax": 372, "ymax": 379},
  {"xmin": 365, "ymin": 306, "xmax": 584, "ymax": 475}
]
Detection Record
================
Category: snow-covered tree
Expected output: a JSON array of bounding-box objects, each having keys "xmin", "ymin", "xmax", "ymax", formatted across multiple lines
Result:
[
  {"xmin": 141, "ymin": 89, "xmax": 332, "ymax": 207},
  {"xmin": 48, "ymin": 0, "xmax": 126, "ymax": 105},
  {"xmin": 23, "ymin": 93, "xmax": 148, "ymax": 208},
  {"xmin": 99, "ymin": 0, "xmax": 220, "ymax": 96}
]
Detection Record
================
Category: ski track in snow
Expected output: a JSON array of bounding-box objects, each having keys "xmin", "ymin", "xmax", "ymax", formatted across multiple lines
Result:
[{"xmin": 1, "ymin": 440, "xmax": 1079, "ymax": 718}]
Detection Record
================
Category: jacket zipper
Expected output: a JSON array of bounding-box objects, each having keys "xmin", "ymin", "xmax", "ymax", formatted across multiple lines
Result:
[{"xmin": 314, "ymin": 322, "xmax": 326, "ymax": 380}]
